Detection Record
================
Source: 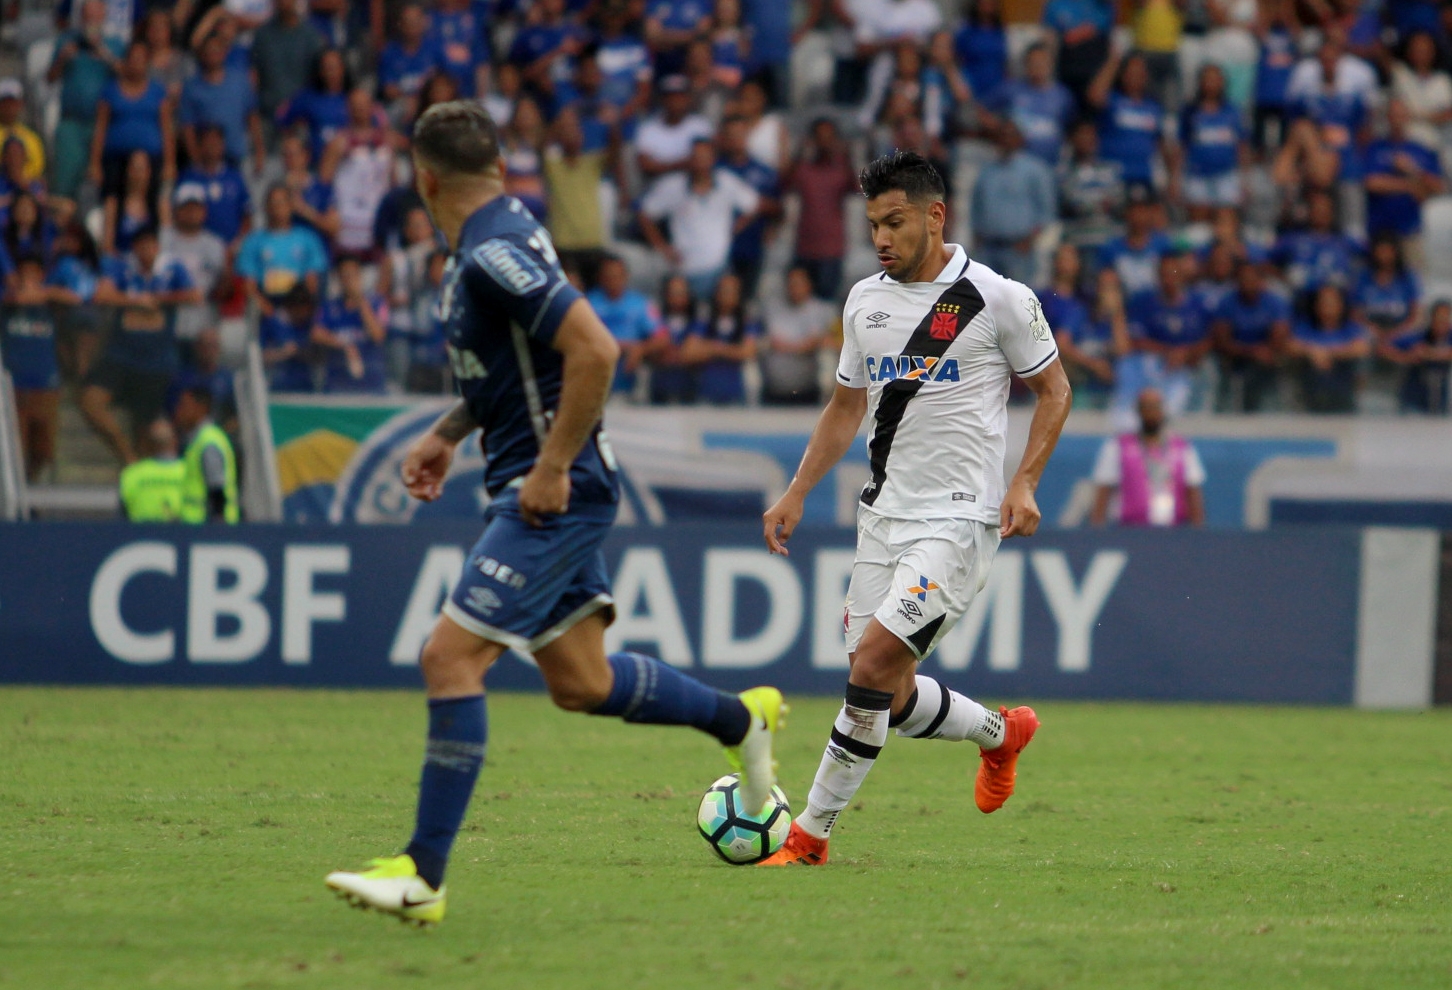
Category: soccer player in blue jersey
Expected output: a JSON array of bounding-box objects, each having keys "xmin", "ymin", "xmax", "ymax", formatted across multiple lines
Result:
[{"xmin": 325, "ymin": 101, "xmax": 785, "ymax": 925}]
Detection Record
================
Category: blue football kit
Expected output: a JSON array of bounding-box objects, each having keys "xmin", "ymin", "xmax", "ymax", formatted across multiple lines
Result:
[
  {"xmin": 357, "ymin": 196, "xmax": 762, "ymax": 904},
  {"xmin": 436, "ymin": 196, "xmax": 621, "ymax": 654}
]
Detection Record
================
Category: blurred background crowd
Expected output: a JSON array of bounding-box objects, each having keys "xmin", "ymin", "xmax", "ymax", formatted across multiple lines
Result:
[{"xmin": 3, "ymin": 0, "xmax": 1452, "ymax": 490}]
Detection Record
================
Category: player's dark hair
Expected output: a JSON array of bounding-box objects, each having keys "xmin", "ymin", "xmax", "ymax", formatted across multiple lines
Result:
[
  {"xmin": 413, "ymin": 101, "xmax": 502, "ymax": 177},
  {"xmin": 858, "ymin": 150, "xmax": 946, "ymax": 203}
]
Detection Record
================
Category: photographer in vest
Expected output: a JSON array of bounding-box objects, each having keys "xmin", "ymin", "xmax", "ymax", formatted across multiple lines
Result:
[
  {"xmin": 172, "ymin": 382, "xmax": 239, "ymax": 523},
  {"xmin": 1089, "ymin": 386, "xmax": 1205, "ymax": 527}
]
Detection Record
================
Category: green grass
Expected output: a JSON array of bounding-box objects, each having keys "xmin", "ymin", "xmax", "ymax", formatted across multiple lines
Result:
[{"xmin": 2, "ymin": 689, "xmax": 1450, "ymax": 990}]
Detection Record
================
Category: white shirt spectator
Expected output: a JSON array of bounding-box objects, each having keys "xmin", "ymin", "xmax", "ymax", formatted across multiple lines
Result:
[
  {"xmin": 225, "ymin": 0, "xmax": 273, "ymax": 20},
  {"xmin": 333, "ymin": 142, "xmax": 395, "ymax": 254},
  {"xmin": 762, "ymin": 294, "xmax": 834, "ymax": 400},
  {"xmin": 766, "ymin": 296, "xmax": 834, "ymax": 348},
  {"xmin": 746, "ymin": 115, "xmax": 786, "ymax": 171},
  {"xmin": 1091, "ymin": 436, "xmax": 1207, "ymax": 487},
  {"xmin": 160, "ymin": 226, "xmax": 226, "ymax": 342},
  {"xmin": 1091, "ymin": 433, "xmax": 1206, "ymax": 525},
  {"xmin": 640, "ymin": 169, "xmax": 760, "ymax": 276},
  {"xmin": 1286, "ymin": 54, "xmax": 1380, "ymax": 106},
  {"xmin": 1392, "ymin": 62, "xmax": 1452, "ymax": 152},
  {"xmin": 853, "ymin": 0, "xmax": 943, "ymax": 45},
  {"xmin": 635, "ymin": 113, "xmax": 714, "ymax": 186}
]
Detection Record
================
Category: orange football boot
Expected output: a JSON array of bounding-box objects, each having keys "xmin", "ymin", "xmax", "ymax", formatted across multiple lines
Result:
[
  {"xmin": 756, "ymin": 821, "xmax": 829, "ymax": 866},
  {"xmin": 975, "ymin": 706, "xmax": 1039, "ymax": 813}
]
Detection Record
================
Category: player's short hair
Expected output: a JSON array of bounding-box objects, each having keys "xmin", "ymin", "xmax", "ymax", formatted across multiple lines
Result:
[
  {"xmin": 858, "ymin": 150, "xmax": 945, "ymax": 204},
  {"xmin": 413, "ymin": 101, "xmax": 501, "ymax": 177}
]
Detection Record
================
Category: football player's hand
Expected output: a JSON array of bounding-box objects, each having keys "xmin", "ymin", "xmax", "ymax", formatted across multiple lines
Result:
[
  {"xmin": 519, "ymin": 464, "xmax": 570, "ymax": 527},
  {"xmin": 401, "ymin": 430, "xmax": 455, "ymax": 502},
  {"xmin": 1000, "ymin": 480, "xmax": 1041, "ymax": 539},
  {"xmin": 763, "ymin": 491, "xmax": 804, "ymax": 556}
]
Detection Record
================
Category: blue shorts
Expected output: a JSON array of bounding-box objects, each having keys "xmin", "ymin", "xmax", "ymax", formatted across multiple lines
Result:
[{"xmin": 442, "ymin": 489, "xmax": 617, "ymax": 654}]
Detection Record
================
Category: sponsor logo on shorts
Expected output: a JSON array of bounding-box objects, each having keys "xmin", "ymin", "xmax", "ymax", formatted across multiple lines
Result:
[
  {"xmin": 907, "ymin": 576, "xmax": 939, "ymax": 602},
  {"xmin": 899, "ymin": 598, "xmax": 923, "ymax": 618},
  {"xmin": 952, "ymin": 492, "xmax": 976, "ymax": 502},
  {"xmin": 328, "ymin": 403, "xmax": 488, "ymax": 524},
  {"xmin": 865, "ymin": 355, "xmax": 960, "ymax": 383},
  {"xmin": 475, "ymin": 555, "xmax": 528, "ymax": 589},
  {"xmin": 866, "ymin": 311, "xmax": 890, "ymax": 328},
  {"xmin": 466, "ymin": 587, "xmax": 503, "ymax": 615}
]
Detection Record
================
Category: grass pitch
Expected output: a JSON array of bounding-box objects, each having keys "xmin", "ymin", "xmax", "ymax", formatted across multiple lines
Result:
[{"xmin": 2, "ymin": 689, "xmax": 1449, "ymax": 990}]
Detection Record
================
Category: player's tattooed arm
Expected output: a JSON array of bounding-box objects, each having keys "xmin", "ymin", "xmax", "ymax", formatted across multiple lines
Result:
[
  {"xmin": 401, "ymin": 402, "xmax": 477, "ymax": 503},
  {"xmin": 431, "ymin": 400, "xmax": 479, "ymax": 443}
]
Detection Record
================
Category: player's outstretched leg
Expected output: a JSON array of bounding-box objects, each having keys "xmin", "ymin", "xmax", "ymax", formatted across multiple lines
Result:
[
  {"xmin": 890, "ymin": 674, "xmax": 1039, "ymax": 813},
  {"xmin": 583, "ymin": 650, "xmax": 787, "ymax": 815},
  {"xmin": 758, "ymin": 682, "xmax": 893, "ymax": 866}
]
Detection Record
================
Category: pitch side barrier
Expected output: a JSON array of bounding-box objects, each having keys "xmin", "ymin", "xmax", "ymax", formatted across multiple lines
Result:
[{"xmin": 0, "ymin": 523, "xmax": 1439, "ymax": 708}]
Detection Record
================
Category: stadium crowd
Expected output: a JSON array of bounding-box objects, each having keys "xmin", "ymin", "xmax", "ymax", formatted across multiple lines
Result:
[{"xmin": 3, "ymin": 0, "xmax": 1452, "ymax": 485}]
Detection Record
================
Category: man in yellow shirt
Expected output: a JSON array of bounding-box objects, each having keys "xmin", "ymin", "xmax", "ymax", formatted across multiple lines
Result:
[
  {"xmin": 543, "ymin": 106, "xmax": 614, "ymax": 277},
  {"xmin": 1132, "ymin": 0, "xmax": 1183, "ymax": 110},
  {"xmin": 0, "ymin": 79, "xmax": 46, "ymax": 184}
]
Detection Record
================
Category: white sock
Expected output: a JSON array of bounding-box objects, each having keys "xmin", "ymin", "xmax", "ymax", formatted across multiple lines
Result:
[
  {"xmin": 797, "ymin": 685, "xmax": 894, "ymax": 840},
  {"xmin": 890, "ymin": 675, "xmax": 1005, "ymax": 749}
]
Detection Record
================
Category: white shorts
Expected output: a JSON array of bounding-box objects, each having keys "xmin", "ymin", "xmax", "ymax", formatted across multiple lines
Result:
[
  {"xmin": 1183, "ymin": 172, "xmax": 1242, "ymax": 208},
  {"xmin": 843, "ymin": 508, "xmax": 1001, "ymax": 660}
]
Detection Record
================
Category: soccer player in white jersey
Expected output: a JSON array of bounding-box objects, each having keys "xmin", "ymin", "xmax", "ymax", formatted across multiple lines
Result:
[{"xmin": 758, "ymin": 151, "xmax": 1072, "ymax": 866}]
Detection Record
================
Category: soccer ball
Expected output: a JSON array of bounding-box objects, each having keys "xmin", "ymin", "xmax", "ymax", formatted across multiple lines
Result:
[{"xmin": 696, "ymin": 773, "xmax": 791, "ymax": 865}]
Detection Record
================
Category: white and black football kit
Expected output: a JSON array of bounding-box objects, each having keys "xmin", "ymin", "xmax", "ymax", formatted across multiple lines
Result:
[{"xmin": 837, "ymin": 245, "xmax": 1059, "ymax": 659}]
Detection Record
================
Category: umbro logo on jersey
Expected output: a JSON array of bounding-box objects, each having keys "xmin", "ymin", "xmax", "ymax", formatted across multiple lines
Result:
[
  {"xmin": 930, "ymin": 302, "xmax": 962, "ymax": 341},
  {"xmin": 866, "ymin": 355, "xmax": 961, "ymax": 382},
  {"xmin": 866, "ymin": 311, "xmax": 890, "ymax": 328}
]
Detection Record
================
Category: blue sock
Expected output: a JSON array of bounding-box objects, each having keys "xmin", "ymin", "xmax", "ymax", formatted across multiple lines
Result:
[
  {"xmin": 404, "ymin": 695, "xmax": 486, "ymax": 890},
  {"xmin": 591, "ymin": 652, "xmax": 750, "ymax": 746}
]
